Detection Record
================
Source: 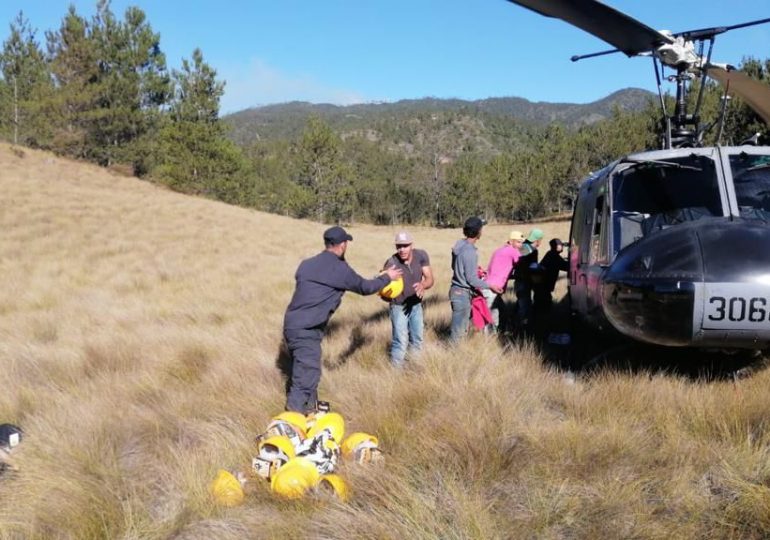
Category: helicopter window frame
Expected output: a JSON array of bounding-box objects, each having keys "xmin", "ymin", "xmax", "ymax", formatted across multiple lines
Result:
[
  {"xmin": 593, "ymin": 195, "xmax": 604, "ymax": 236},
  {"xmin": 610, "ymin": 154, "xmax": 723, "ymax": 248},
  {"xmin": 590, "ymin": 192, "xmax": 611, "ymax": 266},
  {"xmin": 724, "ymin": 149, "xmax": 770, "ymax": 221},
  {"xmin": 575, "ymin": 166, "xmax": 614, "ymax": 267},
  {"xmin": 570, "ymin": 192, "xmax": 586, "ymax": 267}
]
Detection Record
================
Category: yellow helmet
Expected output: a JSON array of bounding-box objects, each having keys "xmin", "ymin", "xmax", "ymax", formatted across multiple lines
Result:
[
  {"xmin": 266, "ymin": 414, "xmax": 307, "ymax": 444},
  {"xmin": 317, "ymin": 473, "xmax": 350, "ymax": 502},
  {"xmin": 259, "ymin": 435, "xmax": 296, "ymax": 459},
  {"xmin": 272, "ymin": 412, "xmax": 307, "ymax": 435},
  {"xmin": 306, "ymin": 412, "xmax": 345, "ymax": 442},
  {"xmin": 340, "ymin": 432, "xmax": 379, "ymax": 457},
  {"xmin": 379, "ymin": 277, "xmax": 404, "ymax": 300},
  {"xmin": 209, "ymin": 469, "xmax": 245, "ymax": 507},
  {"xmin": 270, "ymin": 457, "xmax": 321, "ymax": 499}
]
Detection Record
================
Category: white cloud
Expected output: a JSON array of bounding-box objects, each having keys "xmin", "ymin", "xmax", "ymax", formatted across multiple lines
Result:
[{"xmin": 219, "ymin": 58, "xmax": 367, "ymax": 113}]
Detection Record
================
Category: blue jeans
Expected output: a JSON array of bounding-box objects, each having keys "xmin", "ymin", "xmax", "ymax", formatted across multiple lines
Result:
[
  {"xmin": 390, "ymin": 302, "xmax": 424, "ymax": 366},
  {"xmin": 449, "ymin": 286, "xmax": 472, "ymax": 342}
]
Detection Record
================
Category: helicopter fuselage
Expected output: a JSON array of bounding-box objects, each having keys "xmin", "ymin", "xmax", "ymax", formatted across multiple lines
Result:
[{"xmin": 569, "ymin": 145, "xmax": 770, "ymax": 349}]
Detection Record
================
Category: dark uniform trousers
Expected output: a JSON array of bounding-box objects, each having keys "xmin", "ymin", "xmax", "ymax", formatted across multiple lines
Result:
[{"xmin": 284, "ymin": 327, "xmax": 324, "ymax": 413}]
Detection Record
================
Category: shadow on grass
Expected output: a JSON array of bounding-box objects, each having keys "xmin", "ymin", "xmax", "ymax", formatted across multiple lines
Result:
[
  {"xmin": 276, "ymin": 295, "xmax": 446, "ymax": 375},
  {"xmin": 277, "ymin": 290, "xmax": 769, "ymax": 384},
  {"xmin": 275, "ymin": 339, "xmax": 292, "ymax": 396},
  {"xmin": 526, "ymin": 295, "xmax": 770, "ymax": 382}
]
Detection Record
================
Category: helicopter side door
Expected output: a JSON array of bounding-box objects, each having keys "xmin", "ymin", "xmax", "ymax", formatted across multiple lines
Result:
[
  {"xmin": 570, "ymin": 169, "xmax": 612, "ymax": 321},
  {"xmin": 585, "ymin": 181, "xmax": 611, "ymax": 319}
]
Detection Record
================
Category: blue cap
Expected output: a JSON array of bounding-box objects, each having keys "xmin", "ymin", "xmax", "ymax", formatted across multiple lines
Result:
[{"xmin": 323, "ymin": 226, "xmax": 353, "ymax": 245}]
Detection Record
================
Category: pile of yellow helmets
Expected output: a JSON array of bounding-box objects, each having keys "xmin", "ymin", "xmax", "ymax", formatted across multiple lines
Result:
[{"xmin": 209, "ymin": 408, "xmax": 382, "ymax": 506}]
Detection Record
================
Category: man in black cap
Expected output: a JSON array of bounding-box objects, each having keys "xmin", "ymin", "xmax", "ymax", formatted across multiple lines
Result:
[
  {"xmin": 449, "ymin": 217, "xmax": 502, "ymax": 342},
  {"xmin": 283, "ymin": 226, "xmax": 402, "ymax": 413},
  {"xmin": 533, "ymin": 237, "xmax": 569, "ymax": 327}
]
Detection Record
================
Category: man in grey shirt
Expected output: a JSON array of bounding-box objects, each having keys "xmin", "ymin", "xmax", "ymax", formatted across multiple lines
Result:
[{"xmin": 449, "ymin": 217, "xmax": 502, "ymax": 342}]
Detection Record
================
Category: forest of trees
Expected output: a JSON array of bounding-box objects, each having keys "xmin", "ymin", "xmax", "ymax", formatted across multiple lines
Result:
[{"xmin": 1, "ymin": 2, "xmax": 768, "ymax": 226}]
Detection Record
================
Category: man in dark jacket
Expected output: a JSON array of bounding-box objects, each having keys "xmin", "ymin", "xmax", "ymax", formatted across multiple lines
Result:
[
  {"xmin": 283, "ymin": 226, "xmax": 402, "ymax": 413},
  {"xmin": 512, "ymin": 228, "xmax": 543, "ymax": 329},
  {"xmin": 535, "ymin": 238, "xmax": 569, "ymax": 306},
  {"xmin": 533, "ymin": 238, "xmax": 569, "ymax": 334}
]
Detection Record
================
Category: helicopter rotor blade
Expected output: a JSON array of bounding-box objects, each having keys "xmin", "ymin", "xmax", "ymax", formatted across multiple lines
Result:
[
  {"xmin": 506, "ymin": 0, "xmax": 673, "ymax": 57},
  {"xmin": 707, "ymin": 66, "xmax": 770, "ymax": 125}
]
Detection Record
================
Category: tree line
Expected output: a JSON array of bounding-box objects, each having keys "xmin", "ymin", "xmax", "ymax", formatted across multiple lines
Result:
[
  {"xmin": 1, "ymin": 3, "xmax": 768, "ymax": 226},
  {"xmin": 0, "ymin": 2, "xmax": 245, "ymax": 200}
]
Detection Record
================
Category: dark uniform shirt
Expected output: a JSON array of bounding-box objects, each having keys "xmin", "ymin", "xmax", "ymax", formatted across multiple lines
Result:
[
  {"xmin": 539, "ymin": 250, "xmax": 569, "ymax": 292},
  {"xmin": 283, "ymin": 251, "xmax": 389, "ymax": 330},
  {"xmin": 383, "ymin": 249, "xmax": 430, "ymax": 305},
  {"xmin": 512, "ymin": 241, "xmax": 539, "ymax": 284}
]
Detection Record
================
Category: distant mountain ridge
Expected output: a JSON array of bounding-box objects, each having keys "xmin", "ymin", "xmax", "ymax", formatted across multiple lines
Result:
[{"xmin": 224, "ymin": 88, "xmax": 655, "ymax": 148}]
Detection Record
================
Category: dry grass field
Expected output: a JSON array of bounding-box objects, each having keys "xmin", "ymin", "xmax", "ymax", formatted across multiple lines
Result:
[{"xmin": 1, "ymin": 142, "xmax": 770, "ymax": 539}]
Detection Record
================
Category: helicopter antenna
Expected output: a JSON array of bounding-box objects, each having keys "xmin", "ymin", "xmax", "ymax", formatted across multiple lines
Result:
[
  {"xmin": 691, "ymin": 38, "xmax": 714, "ymax": 138},
  {"xmin": 716, "ymin": 82, "xmax": 731, "ymax": 145},
  {"xmin": 652, "ymin": 56, "xmax": 670, "ymax": 149}
]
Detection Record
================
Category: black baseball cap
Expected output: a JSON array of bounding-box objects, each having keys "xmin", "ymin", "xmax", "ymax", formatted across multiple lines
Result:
[
  {"xmin": 323, "ymin": 226, "xmax": 353, "ymax": 245},
  {"xmin": 463, "ymin": 216, "xmax": 486, "ymax": 237},
  {"xmin": 464, "ymin": 216, "xmax": 485, "ymax": 230}
]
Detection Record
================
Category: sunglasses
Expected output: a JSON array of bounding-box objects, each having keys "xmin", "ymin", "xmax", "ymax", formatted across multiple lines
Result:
[{"xmin": 396, "ymin": 244, "xmax": 412, "ymax": 249}]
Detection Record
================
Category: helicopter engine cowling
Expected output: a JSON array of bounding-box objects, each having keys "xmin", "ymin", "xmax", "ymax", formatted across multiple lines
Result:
[{"xmin": 602, "ymin": 218, "xmax": 770, "ymax": 348}]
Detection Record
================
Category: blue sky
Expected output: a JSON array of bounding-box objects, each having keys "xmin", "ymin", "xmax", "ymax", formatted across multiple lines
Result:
[{"xmin": 1, "ymin": 1, "xmax": 768, "ymax": 113}]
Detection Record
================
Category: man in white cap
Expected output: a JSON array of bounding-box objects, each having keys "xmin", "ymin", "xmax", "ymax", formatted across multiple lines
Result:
[
  {"xmin": 482, "ymin": 230, "xmax": 526, "ymax": 333},
  {"xmin": 382, "ymin": 231, "xmax": 434, "ymax": 367}
]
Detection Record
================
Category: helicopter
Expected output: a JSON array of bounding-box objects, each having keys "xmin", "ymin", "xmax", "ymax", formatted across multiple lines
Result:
[{"xmin": 507, "ymin": 0, "xmax": 770, "ymax": 350}]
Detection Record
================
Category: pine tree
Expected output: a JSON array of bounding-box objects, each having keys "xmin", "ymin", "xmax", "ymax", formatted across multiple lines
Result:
[
  {"xmin": 155, "ymin": 48, "xmax": 247, "ymax": 202},
  {"xmin": 44, "ymin": 2, "xmax": 170, "ymax": 168},
  {"xmin": 88, "ymin": 1, "xmax": 170, "ymax": 170},
  {"xmin": 45, "ymin": 6, "xmax": 99, "ymax": 157},
  {"xmin": 296, "ymin": 115, "xmax": 353, "ymax": 223},
  {"xmin": 0, "ymin": 11, "xmax": 51, "ymax": 146}
]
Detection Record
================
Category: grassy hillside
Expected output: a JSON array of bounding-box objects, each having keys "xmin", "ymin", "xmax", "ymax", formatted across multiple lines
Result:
[{"xmin": 1, "ymin": 143, "xmax": 769, "ymax": 539}]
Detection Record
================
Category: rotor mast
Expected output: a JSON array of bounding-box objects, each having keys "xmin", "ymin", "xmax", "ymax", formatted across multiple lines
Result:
[{"xmin": 507, "ymin": 0, "xmax": 770, "ymax": 149}]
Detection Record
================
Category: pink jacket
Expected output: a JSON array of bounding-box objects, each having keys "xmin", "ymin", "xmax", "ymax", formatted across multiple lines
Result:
[
  {"xmin": 471, "ymin": 294, "xmax": 493, "ymax": 330},
  {"xmin": 486, "ymin": 244, "xmax": 521, "ymax": 290}
]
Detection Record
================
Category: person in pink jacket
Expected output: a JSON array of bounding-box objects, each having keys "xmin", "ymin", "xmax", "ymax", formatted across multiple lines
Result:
[{"xmin": 482, "ymin": 230, "xmax": 526, "ymax": 332}]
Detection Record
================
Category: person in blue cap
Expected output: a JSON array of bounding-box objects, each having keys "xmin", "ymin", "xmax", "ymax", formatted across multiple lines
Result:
[{"xmin": 282, "ymin": 226, "xmax": 402, "ymax": 413}]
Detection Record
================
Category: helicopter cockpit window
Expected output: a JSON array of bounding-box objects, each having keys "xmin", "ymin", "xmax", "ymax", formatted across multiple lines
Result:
[
  {"xmin": 590, "ymin": 194, "xmax": 610, "ymax": 265},
  {"xmin": 729, "ymin": 153, "xmax": 770, "ymax": 221},
  {"xmin": 611, "ymin": 155, "xmax": 721, "ymax": 252}
]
